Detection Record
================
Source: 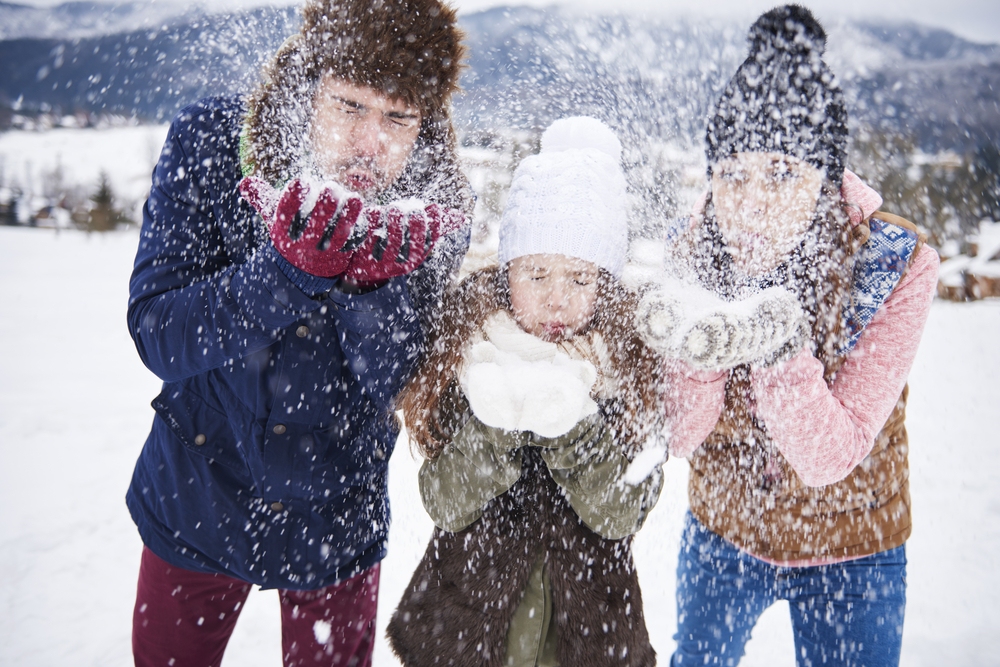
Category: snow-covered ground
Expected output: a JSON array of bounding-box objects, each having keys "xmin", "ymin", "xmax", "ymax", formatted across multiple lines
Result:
[
  {"xmin": 1, "ymin": 226, "xmax": 998, "ymax": 666},
  {"xmin": 0, "ymin": 125, "xmax": 170, "ymax": 222}
]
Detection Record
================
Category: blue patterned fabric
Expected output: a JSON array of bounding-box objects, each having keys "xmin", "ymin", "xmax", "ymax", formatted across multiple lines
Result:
[{"xmin": 841, "ymin": 216, "xmax": 919, "ymax": 353}]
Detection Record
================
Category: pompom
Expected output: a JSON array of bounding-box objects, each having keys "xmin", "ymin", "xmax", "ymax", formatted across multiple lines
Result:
[
  {"xmin": 747, "ymin": 4, "xmax": 826, "ymax": 57},
  {"xmin": 540, "ymin": 116, "xmax": 622, "ymax": 161}
]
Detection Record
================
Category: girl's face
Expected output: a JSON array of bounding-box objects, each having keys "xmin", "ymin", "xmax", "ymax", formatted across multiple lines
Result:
[
  {"xmin": 711, "ymin": 151, "xmax": 823, "ymax": 275},
  {"xmin": 508, "ymin": 254, "xmax": 600, "ymax": 342}
]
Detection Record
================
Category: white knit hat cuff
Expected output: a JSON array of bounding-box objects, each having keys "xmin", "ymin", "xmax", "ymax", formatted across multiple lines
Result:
[{"xmin": 499, "ymin": 218, "xmax": 629, "ymax": 277}]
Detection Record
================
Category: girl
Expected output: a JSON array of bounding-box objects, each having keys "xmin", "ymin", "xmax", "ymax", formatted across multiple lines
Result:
[
  {"xmin": 387, "ymin": 117, "xmax": 667, "ymax": 667},
  {"xmin": 638, "ymin": 6, "xmax": 940, "ymax": 667}
]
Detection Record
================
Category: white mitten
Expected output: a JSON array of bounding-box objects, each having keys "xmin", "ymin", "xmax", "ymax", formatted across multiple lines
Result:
[
  {"xmin": 746, "ymin": 287, "xmax": 809, "ymax": 366},
  {"xmin": 679, "ymin": 311, "xmax": 738, "ymax": 368},
  {"xmin": 518, "ymin": 355, "xmax": 598, "ymax": 438},
  {"xmin": 757, "ymin": 315, "xmax": 810, "ymax": 367},
  {"xmin": 460, "ymin": 347, "xmax": 522, "ymax": 432},
  {"xmin": 677, "ymin": 286, "xmax": 807, "ymax": 370},
  {"xmin": 636, "ymin": 288, "xmax": 685, "ymax": 354},
  {"xmin": 460, "ymin": 340, "xmax": 599, "ymax": 438}
]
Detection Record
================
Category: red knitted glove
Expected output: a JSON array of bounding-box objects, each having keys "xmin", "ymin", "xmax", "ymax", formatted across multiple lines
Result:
[
  {"xmin": 240, "ymin": 176, "xmax": 364, "ymax": 278},
  {"xmin": 344, "ymin": 203, "xmax": 468, "ymax": 283}
]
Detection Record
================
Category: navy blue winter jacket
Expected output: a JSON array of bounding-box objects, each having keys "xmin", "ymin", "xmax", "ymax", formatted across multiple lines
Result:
[{"xmin": 126, "ymin": 97, "xmax": 457, "ymax": 589}]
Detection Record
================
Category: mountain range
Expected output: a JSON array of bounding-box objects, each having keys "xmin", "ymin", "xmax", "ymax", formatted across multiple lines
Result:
[{"xmin": 1, "ymin": 1, "xmax": 998, "ymax": 153}]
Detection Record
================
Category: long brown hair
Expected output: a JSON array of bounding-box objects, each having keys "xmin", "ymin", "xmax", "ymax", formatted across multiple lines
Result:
[
  {"xmin": 687, "ymin": 182, "xmax": 859, "ymax": 437},
  {"xmin": 396, "ymin": 265, "xmax": 666, "ymax": 460}
]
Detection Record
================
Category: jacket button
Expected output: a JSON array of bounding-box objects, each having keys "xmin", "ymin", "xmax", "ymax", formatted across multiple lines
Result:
[
  {"xmin": 273, "ymin": 424, "xmax": 287, "ymax": 435},
  {"xmin": 194, "ymin": 434, "xmax": 206, "ymax": 446},
  {"xmin": 295, "ymin": 325, "xmax": 309, "ymax": 338},
  {"xmin": 374, "ymin": 448, "xmax": 386, "ymax": 460},
  {"xmin": 270, "ymin": 502, "xmax": 284, "ymax": 512}
]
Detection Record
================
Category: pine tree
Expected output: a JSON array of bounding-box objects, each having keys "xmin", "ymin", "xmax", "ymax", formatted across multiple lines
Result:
[{"xmin": 87, "ymin": 172, "xmax": 121, "ymax": 232}]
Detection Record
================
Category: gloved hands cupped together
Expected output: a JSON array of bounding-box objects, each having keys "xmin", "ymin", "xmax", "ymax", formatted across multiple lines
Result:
[
  {"xmin": 240, "ymin": 176, "xmax": 363, "ymax": 278},
  {"xmin": 240, "ymin": 176, "xmax": 469, "ymax": 283},
  {"xmin": 344, "ymin": 203, "xmax": 468, "ymax": 284},
  {"xmin": 636, "ymin": 278, "xmax": 809, "ymax": 371}
]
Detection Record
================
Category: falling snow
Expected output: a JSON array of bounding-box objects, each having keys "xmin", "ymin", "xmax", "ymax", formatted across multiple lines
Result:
[
  {"xmin": 1, "ymin": 2, "xmax": 998, "ymax": 665},
  {"xmin": 0, "ymin": 227, "xmax": 998, "ymax": 665}
]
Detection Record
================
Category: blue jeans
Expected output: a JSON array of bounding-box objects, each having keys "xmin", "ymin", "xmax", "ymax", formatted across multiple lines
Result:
[{"xmin": 672, "ymin": 512, "xmax": 906, "ymax": 667}]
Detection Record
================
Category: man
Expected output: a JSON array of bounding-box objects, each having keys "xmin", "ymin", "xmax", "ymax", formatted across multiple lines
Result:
[{"xmin": 125, "ymin": 1, "xmax": 471, "ymax": 665}]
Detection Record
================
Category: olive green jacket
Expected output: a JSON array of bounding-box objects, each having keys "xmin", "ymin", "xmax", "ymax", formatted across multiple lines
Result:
[{"xmin": 419, "ymin": 413, "xmax": 661, "ymax": 541}]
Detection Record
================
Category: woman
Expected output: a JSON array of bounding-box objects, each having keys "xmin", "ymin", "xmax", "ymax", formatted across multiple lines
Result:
[{"xmin": 638, "ymin": 6, "xmax": 940, "ymax": 666}]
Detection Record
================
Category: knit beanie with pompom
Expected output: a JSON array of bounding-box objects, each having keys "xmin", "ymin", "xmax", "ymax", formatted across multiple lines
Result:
[
  {"xmin": 705, "ymin": 4, "xmax": 848, "ymax": 185},
  {"xmin": 498, "ymin": 116, "xmax": 630, "ymax": 278}
]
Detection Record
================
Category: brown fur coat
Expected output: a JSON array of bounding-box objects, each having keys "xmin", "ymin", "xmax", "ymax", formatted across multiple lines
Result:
[{"xmin": 387, "ymin": 448, "xmax": 656, "ymax": 667}]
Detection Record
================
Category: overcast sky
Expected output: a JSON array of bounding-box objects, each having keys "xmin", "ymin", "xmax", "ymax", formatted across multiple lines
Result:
[{"xmin": 17, "ymin": 0, "xmax": 1000, "ymax": 44}]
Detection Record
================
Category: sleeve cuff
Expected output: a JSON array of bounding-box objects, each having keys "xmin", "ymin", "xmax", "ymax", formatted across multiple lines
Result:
[
  {"xmin": 751, "ymin": 348, "xmax": 821, "ymax": 389},
  {"xmin": 328, "ymin": 277, "xmax": 417, "ymax": 335},
  {"xmin": 266, "ymin": 245, "xmax": 339, "ymax": 297},
  {"xmin": 666, "ymin": 358, "xmax": 727, "ymax": 383},
  {"xmin": 229, "ymin": 245, "xmax": 326, "ymax": 329}
]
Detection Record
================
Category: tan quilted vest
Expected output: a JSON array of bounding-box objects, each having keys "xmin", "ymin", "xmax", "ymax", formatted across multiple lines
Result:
[{"xmin": 688, "ymin": 382, "xmax": 911, "ymax": 561}]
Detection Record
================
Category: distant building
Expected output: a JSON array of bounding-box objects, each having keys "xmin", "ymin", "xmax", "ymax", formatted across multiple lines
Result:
[{"xmin": 938, "ymin": 221, "xmax": 1000, "ymax": 300}]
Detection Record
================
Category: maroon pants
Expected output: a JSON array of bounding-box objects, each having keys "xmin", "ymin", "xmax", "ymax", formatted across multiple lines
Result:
[{"xmin": 132, "ymin": 547, "xmax": 379, "ymax": 667}]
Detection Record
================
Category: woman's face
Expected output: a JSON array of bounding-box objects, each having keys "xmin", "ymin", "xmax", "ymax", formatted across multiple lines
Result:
[
  {"xmin": 711, "ymin": 151, "xmax": 823, "ymax": 275},
  {"xmin": 508, "ymin": 254, "xmax": 600, "ymax": 342}
]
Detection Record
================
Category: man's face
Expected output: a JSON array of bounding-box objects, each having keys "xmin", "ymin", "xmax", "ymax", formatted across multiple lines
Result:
[{"xmin": 310, "ymin": 75, "xmax": 422, "ymax": 198}]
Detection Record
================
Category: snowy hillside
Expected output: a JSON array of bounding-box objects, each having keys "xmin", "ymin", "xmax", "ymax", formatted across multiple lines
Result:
[
  {"xmin": 0, "ymin": 226, "xmax": 998, "ymax": 666},
  {"xmin": 0, "ymin": 0, "xmax": 297, "ymax": 40},
  {"xmin": 1, "ymin": 4, "xmax": 997, "ymax": 149},
  {"xmin": 0, "ymin": 0, "xmax": 195, "ymax": 40}
]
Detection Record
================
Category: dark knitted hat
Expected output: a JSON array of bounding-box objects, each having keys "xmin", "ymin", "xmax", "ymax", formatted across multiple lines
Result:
[{"xmin": 706, "ymin": 4, "xmax": 848, "ymax": 185}]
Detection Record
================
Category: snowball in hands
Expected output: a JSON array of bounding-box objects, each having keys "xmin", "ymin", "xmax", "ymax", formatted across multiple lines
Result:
[
  {"xmin": 460, "ymin": 315, "xmax": 599, "ymax": 438},
  {"xmin": 637, "ymin": 277, "xmax": 806, "ymax": 370}
]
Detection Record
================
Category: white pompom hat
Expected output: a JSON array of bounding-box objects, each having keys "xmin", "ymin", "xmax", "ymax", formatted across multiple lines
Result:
[{"xmin": 498, "ymin": 116, "xmax": 630, "ymax": 278}]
